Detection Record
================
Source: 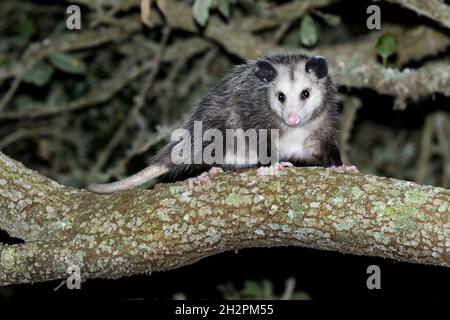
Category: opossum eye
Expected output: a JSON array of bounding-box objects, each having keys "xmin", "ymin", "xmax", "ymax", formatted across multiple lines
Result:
[
  {"xmin": 277, "ymin": 92, "xmax": 286, "ymax": 103},
  {"xmin": 301, "ymin": 89, "xmax": 310, "ymax": 100}
]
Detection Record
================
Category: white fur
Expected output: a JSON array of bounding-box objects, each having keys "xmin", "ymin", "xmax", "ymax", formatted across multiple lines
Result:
[
  {"xmin": 223, "ymin": 129, "xmax": 259, "ymax": 166},
  {"xmin": 224, "ymin": 150, "xmax": 259, "ymax": 166},
  {"xmin": 278, "ymin": 126, "xmax": 312, "ymax": 160},
  {"xmin": 278, "ymin": 114, "xmax": 323, "ymax": 161},
  {"xmin": 268, "ymin": 62, "xmax": 325, "ymax": 127}
]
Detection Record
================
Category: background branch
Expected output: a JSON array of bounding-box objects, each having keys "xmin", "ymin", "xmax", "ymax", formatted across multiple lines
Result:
[{"xmin": 386, "ymin": 0, "xmax": 450, "ymax": 29}]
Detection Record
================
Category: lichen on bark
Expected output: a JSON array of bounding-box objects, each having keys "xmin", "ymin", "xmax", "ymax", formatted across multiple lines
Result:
[{"xmin": 0, "ymin": 151, "xmax": 448, "ymax": 286}]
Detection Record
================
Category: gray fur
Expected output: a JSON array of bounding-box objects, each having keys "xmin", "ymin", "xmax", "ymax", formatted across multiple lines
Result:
[{"xmin": 88, "ymin": 53, "xmax": 342, "ymax": 193}]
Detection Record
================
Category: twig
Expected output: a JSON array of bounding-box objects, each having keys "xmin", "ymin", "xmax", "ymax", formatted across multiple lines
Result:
[
  {"xmin": 0, "ymin": 37, "xmax": 210, "ymax": 121},
  {"xmin": 281, "ymin": 277, "xmax": 296, "ymax": 300},
  {"xmin": 104, "ymin": 121, "xmax": 182, "ymax": 180},
  {"xmin": 434, "ymin": 112, "xmax": 450, "ymax": 188},
  {"xmin": 0, "ymin": 76, "xmax": 21, "ymax": 112},
  {"xmin": 0, "ymin": 128, "xmax": 57, "ymax": 150},
  {"xmin": 0, "ymin": 58, "xmax": 150, "ymax": 120},
  {"xmin": 0, "ymin": 16, "xmax": 143, "ymax": 82},
  {"xmin": 89, "ymin": 27, "xmax": 171, "ymax": 177},
  {"xmin": 339, "ymin": 95, "xmax": 362, "ymax": 165},
  {"xmin": 273, "ymin": 22, "xmax": 292, "ymax": 44},
  {"xmin": 416, "ymin": 114, "xmax": 435, "ymax": 184}
]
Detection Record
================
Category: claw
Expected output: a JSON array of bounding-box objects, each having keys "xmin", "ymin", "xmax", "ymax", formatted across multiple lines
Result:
[
  {"xmin": 257, "ymin": 162, "xmax": 293, "ymax": 176},
  {"xmin": 187, "ymin": 167, "xmax": 224, "ymax": 188}
]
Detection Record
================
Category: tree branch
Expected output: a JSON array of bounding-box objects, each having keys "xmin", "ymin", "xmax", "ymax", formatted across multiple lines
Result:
[
  {"xmin": 386, "ymin": 0, "xmax": 450, "ymax": 29},
  {"xmin": 0, "ymin": 15, "xmax": 144, "ymax": 82},
  {"xmin": 0, "ymin": 37, "xmax": 210, "ymax": 120},
  {"xmin": 159, "ymin": 0, "xmax": 450, "ymax": 98},
  {"xmin": 0, "ymin": 152, "xmax": 448, "ymax": 286}
]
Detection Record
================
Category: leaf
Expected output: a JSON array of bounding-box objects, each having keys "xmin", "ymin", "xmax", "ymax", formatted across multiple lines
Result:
[
  {"xmin": 23, "ymin": 62, "xmax": 54, "ymax": 87},
  {"xmin": 46, "ymin": 84, "xmax": 66, "ymax": 108},
  {"xmin": 314, "ymin": 10, "xmax": 341, "ymax": 27},
  {"xmin": 172, "ymin": 292, "xmax": 187, "ymax": 300},
  {"xmin": 18, "ymin": 13, "xmax": 36, "ymax": 46},
  {"xmin": 299, "ymin": 15, "xmax": 319, "ymax": 47},
  {"xmin": 0, "ymin": 55, "xmax": 12, "ymax": 68},
  {"xmin": 15, "ymin": 95, "xmax": 36, "ymax": 108},
  {"xmin": 217, "ymin": 0, "xmax": 231, "ymax": 19},
  {"xmin": 261, "ymin": 279, "xmax": 273, "ymax": 298},
  {"xmin": 241, "ymin": 280, "xmax": 263, "ymax": 298},
  {"xmin": 48, "ymin": 53, "xmax": 87, "ymax": 75},
  {"xmin": 193, "ymin": 0, "xmax": 214, "ymax": 26},
  {"xmin": 376, "ymin": 34, "xmax": 398, "ymax": 66}
]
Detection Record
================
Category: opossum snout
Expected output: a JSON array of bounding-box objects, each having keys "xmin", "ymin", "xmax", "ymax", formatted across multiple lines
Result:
[{"xmin": 286, "ymin": 112, "xmax": 300, "ymax": 126}]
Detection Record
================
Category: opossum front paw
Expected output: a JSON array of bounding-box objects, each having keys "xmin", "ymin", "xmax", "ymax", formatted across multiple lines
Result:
[
  {"xmin": 187, "ymin": 167, "xmax": 224, "ymax": 188},
  {"xmin": 327, "ymin": 165, "xmax": 359, "ymax": 174},
  {"xmin": 257, "ymin": 162, "xmax": 293, "ymax": 176}
]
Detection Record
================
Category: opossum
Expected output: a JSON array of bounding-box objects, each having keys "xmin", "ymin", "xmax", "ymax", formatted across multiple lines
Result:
[{"xmin": 87, "ymin": 54, "xmax": 343, "ymax": 193}]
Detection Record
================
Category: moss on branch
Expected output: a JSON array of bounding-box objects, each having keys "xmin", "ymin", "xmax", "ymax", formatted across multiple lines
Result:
[{"xmin": 0, "ymin": 152, "xmax": 448, "ymax": 286}]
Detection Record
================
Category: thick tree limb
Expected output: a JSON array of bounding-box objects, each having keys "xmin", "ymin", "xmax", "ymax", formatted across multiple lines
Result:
[{"xmin": 0, "ymin": 152, "xmax": 448, "ymax": 286}]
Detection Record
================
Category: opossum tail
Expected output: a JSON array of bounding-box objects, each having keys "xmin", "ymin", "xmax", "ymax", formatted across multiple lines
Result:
[{"xmin": 87, "ymin": 164, "xmax": 169, "ymax": 193}]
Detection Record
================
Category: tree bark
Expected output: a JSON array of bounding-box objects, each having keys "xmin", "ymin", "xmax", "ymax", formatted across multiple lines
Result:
[{"xmin": 0, "ymin": 152, "xmax": 448, "ymax": 286}]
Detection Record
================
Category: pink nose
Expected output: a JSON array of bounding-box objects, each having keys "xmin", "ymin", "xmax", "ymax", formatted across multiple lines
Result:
[{"xmin": 286, "ymin": 113, "xmax": 300, "ymax": 126}]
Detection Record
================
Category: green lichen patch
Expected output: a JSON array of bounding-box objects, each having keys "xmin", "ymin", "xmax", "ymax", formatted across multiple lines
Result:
[
  {"xmin": 179, "ymin": 191, "xmax": 193, "ymax": 203},
  {"xmin": 437, "ymin": 202, "xmax": 448, "ymax": 213},
  {"xmin": 351, "ymin": 186, "xmax": 364, "ymax": 199},
  {"xmin": 154, "ymin": 208, "xmax": 171, "ymax": 222},
  {"xmin": 287, "ymin": 209, "xmax": 299, "ymax": 222},
  {"xmin": 160, "ymin": 198, "xmax": 176, "ymax": 207},
  {"xmin": 334, "ymin": 217, "xmax": 356, "ymax": 231},
  {"xmin": 373, "ymin": 232, "xmax": 391, "ymax": 245},
  {"xmin": 255, "ymin": 229, "xmax": 265, "ymax": 236},
  {"xmin": 1, "ymin": 247, "xmax": 16, "ymax": 270},
  {"xmin": 405, "ymin": 190, "xmax": 428, "ymax": 205},
  {"xmin": 331, "ymin": 195, "xmax": 345, "ymax": 206},
  {"xmin": 395, "ymin": 206, "xmax": 418, "ymax": 239},
  {"xmin": 226, "ymin": 193, "xmax": 241, "ymax": 206},
  {"xmin": 310, "ymin": 202, "xmax": 320, "ymax": 209},
  {"xmin": 169, "ymin": 186, "xmax": 185, "ymax": 195},
  {"xmin": 374, "ymin": 202, "xmax": 389, "ymax": 216},
  {"xmin": 288, "ymin": 195, "xmax": 305, "ymax": 218}
]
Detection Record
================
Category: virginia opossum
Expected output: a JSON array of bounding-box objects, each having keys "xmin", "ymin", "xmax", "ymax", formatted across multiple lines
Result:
[{"xmin": 88, "ymin": 54, "xmax": 343, "ymax": 193}]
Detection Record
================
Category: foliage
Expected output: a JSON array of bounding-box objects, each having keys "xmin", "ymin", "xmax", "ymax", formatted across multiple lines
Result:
[
  {"xmin": 217, "ymin": 278, "xmax": 311, "ymax": 300},
  {"xmin": 376, "ymin": 34, "xmax": 398, "ymax": 66}
]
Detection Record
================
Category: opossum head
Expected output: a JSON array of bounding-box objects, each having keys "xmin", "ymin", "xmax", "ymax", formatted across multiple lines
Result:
[{"xmin": 254, "ymin": 55, "xmax": 331, "ymax": 127}]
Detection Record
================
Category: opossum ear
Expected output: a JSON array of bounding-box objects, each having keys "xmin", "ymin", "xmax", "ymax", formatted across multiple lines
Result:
[
  {"xmin": 255, "ymin": 60, "xmax": 277, "ymax": 82},
  {"xmin": 305, "ymin": 56, "xmax": 328, "ymax": 79}
]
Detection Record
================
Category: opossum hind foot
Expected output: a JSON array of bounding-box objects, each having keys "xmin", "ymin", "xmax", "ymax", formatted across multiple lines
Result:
[{"xmin": 187, "ymin": 167, "xmax": 224, "ymax": 188}]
